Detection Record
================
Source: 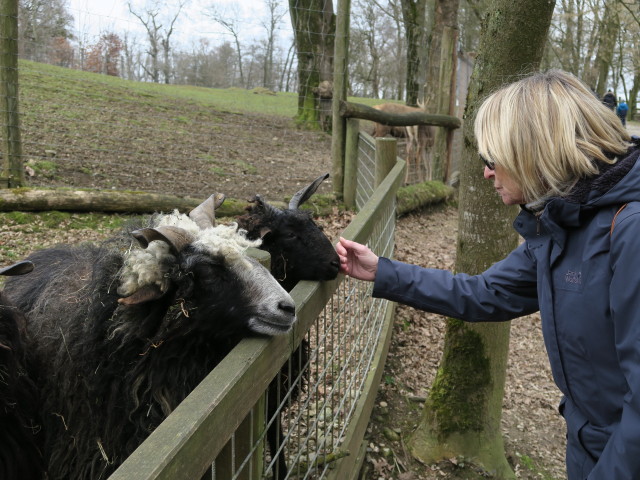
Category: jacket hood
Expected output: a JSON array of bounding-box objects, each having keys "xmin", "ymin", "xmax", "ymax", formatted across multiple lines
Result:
[
  {"xmin": 573, "ymin": 143, "xmax": 640, "ymax": 208},
  {"xmin": 516, "ymin": 141, "xmax": 640, "ymax": 238}
]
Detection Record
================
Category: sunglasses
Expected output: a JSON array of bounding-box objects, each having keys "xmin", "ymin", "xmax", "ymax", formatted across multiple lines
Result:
[{"xmin": 480, "ymin": 153, "xmax": 495, "ymax": 170}]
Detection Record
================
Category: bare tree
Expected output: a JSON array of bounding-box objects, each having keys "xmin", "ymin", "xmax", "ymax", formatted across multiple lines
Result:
[
  {"xmin": 160, "ymin": 1, "xmax": 187, "ymax": 84},
  {"xmin": 279, "ymin": 41, "xmax": 297, "ymax": 92},
  {"xmin": 121, "ymin": 33, "xmax": 143, "ymax": 81},
  {"xmin": 400, "ymin": 0, "xmax": 428, "ymax": 105},
  {"xmin": 351, "ymin": 0, "xmax": 388, "ymax": 98},
  {"xmin": 205, "ymin": 5, "xmax": 246, "ymax": 88},
  {"xmin": 261, "ymin": 0, "xmax": 287, "ymax": 89},
  {"xmin": 593, "ymin": 0, "xmax": 621, "ymax": 95},
  {"xmin": 128, "ymin": 0, "xmax": 187, "ymax": 84}
]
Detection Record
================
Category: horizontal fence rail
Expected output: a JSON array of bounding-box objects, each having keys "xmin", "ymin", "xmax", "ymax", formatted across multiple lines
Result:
[{"xmin": 109, "ymin": 143, "xmax": 406, "ymax": 480}]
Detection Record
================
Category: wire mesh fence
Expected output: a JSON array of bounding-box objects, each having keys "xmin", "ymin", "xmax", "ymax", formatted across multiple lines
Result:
[
  {"xmin": 255, "ymin": 190, "xmax": 397, "ymax": 480},
  {"xmin": 355, "ymin": 132, "xmax": 376, "ymax": 210},
  {"xmin": 106, "ymin": 133, "xmax": 403, "ymax": 480}
]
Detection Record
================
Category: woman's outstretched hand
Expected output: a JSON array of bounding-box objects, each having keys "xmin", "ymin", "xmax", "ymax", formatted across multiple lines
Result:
[{"xmin": 335, "ymin": 237, "xmax": 379, "ymax": 282}]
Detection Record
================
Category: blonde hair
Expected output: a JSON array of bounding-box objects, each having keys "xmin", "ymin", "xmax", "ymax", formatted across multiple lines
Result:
[{"xmin": 474, "ymin": 69, "xmax": 631, "ymax": 204}]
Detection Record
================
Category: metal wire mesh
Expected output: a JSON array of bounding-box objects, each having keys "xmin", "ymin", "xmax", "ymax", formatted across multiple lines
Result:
[
  {"xmin": 355, "ymin": 133, "xmax": 376, "ymax": 211},
  {"xmin": 210, "ymin": 135, "xmax": 397, "ymax": 480}
]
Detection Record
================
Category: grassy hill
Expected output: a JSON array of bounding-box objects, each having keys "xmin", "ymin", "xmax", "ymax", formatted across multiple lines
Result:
[{"xmin": 14, "ymin": 60, "xmax": 386, "ymax": 198}]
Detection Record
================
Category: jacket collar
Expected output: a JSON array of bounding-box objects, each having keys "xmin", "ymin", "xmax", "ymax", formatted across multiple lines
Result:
[{"xmin": 514, "ymin": 142, "xmax": 640, "ymax": 240}]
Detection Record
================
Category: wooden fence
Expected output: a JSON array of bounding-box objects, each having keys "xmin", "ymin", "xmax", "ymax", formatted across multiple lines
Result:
[{"xmin": 108, "ymin": 139, "xmax": 406, "ymax": 480}]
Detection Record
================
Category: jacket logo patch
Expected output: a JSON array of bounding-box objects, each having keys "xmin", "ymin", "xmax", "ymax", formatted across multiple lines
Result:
[
  {"xmin": 565, "ymin": 270, "xmax": 582, "ymax": 285},
  {"xmin": 555, "ymin": 267, "xmax": 584, "ymax": 292}
]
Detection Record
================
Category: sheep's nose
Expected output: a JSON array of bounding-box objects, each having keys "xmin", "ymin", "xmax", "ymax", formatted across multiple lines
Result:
[
  {"xmin": 330, "ymin": 259, "xmax": 340, "ymax": 269},
  {"xmin": 279, "ymin": 302, "xmax": 296, "ymax": 316}
]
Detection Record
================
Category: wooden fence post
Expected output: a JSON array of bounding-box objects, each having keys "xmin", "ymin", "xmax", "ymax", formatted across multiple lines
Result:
[
  {"xmin": 343, "ymin": 118, "xmax": 360, "ymax": 209},
  {"xmin": 331, "ymin": 0, "xmax": 351, "ymax": 199},
  {"xmin": 431, "ymin": 25, "xmax": 458, "ymax": 182},
  {"xmin": 213, "ymin": 400, "xmax": 264, "ymax": 480},
  {"xmin": 0, "ymin": 0, "xmax": 24, "ymax": 188},
  {"xmin": 374, "ymin": 138, "xmax": 397, "ymax": 188}
]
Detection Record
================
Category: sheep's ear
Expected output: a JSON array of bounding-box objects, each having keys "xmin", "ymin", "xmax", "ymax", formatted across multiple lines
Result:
[
  {"xmin": 253, "ymin": 194, "xmax": 282, "ymax": 217},
  {"xmin": 132, "ymin": 227, "xmax": 194, "ymax": 255},
  {"xmin": 288, "ymin": 173, "xmax": 329, "ymax": 210},
  {"xmin": 259, "ymin": 226, "xmax": 272, "ymax": 239},
  {"xmin": 0, "ymin": 260, "xmax": 34, "ymax": 276},
  {"xmin": 118, "ymin": 284, "xmax": 164, "ymax": 305},
  {"xmin": 189, "ymin": 193, "xmax": 224, "ymax": 229}
]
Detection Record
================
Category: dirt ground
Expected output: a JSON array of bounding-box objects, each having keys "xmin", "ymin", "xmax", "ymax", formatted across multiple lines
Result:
[{"xmin": 23, "ymin": 109, "xmax": 338, "ymax": 203}]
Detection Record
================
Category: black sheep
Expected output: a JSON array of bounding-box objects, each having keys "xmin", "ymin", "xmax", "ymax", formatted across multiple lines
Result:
[
  {"xmin": 237, "ymin": 173, "xmax": 340, "ymax": 292},
  {"xmin": 237, "ymin": 174, "xmax": 340, "ymax": 479},
  {"xmin": 0, "ymin": 260, "xmax": 44, "ymax": 480},
  {"xmin": 4, "ymin": 195, "xmax": 297, "ymax": 480}
]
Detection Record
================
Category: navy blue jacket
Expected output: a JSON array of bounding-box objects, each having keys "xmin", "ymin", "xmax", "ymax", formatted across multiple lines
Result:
[{"xmin": 373, "ymin": 144, "xmax": 640, "ymax": 479}]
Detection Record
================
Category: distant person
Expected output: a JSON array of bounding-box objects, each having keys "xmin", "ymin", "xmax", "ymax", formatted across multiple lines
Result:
[
  {"xmin": 336, "ymin": 69, "xmax": 640, "ymax": 479},
  {"xmin": 617, "ymin": 99, "xmax": 629, "ymax": 127},
  {"xmin": 603, "ymin": 89, "xmax": 617, "ymax": 110}
]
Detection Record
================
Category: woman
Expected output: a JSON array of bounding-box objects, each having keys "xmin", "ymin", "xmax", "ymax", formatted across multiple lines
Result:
[{"xmin": 336, "ymin": 69, "xmax": 640, "ymax": 479}]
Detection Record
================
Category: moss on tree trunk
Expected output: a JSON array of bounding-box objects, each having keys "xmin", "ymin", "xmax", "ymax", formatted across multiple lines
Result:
[{"xmin": 289, "ymin": 0, "xmax": 335, "ymax": 130}]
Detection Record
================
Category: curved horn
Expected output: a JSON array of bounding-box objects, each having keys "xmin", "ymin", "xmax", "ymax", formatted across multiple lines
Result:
[
  {"xmin": 288, "ymin": 173, "xmax": 329, "ymax": 210},
  {"xmin": 189, "ymin": 193, "xmax": 225, "ymax": 230},
  {"xmin": 0, "ymin": 260, "xmax": 34, "ymax": 276},
  {"xmin": 132, "ymin": 226, "xmax": 194, "ymax": 254}
]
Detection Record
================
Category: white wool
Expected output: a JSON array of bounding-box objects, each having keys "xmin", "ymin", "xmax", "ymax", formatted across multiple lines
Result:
[
  {"xmin": 118, "ymin": 211, "xmax": 262, "ymax": 296},
  {"xmin": 153, "ymin": 209, "xmax": 202, "ymax": 236},
  {"xmin": 194, "ymin": 223, "xmax": 262, "ymax": 260},
  {"xmin": 118, "ymin": 241, "xmax": 173, "ymax": 296}
]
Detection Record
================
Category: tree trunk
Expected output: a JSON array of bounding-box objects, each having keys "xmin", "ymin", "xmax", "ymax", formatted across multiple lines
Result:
[
  {"xmin": 629, "ymin": 71, "xmax": 639, "ymax": 120},
  {"xmin": 400, "ymin": 0, "xmax": 427, "ymax": 106},
  {"xmin": 594, "ymin": 0, "xmax": 620, "ymax": 95},
  {"xmin": 407, "ymin": 0, "xmax": 555, "ymax": 476},
  {"xmin": 0, "ymin": 188, "xmax": 257, "ymax": 216},
  {"xmin": 339, "ymin": 100, "xmax": 461, "ymax": 129},
  {"xmin": 423, "ymin": 0, "xmax": 458, "ymax": 113},
  {"xmin": 429, "ymin": 27, "xmax": 457, "ymax": 183},
  {"xmin": 288, "ymin": 0, "xmax": 335, "ymax": 130}
]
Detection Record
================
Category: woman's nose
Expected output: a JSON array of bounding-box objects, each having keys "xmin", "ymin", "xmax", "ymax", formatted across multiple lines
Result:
[{"xmin": 483, "ymin": 166, "xmax": 495, "ymax": 179}]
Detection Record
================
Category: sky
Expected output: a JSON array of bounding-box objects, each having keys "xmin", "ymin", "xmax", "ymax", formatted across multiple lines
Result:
[{"xmin": 66, "ymin": 0, "xmax": 293, "ymax": 49}]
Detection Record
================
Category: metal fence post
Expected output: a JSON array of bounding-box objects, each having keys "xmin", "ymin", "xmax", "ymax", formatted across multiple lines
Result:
[{"xmin": 0, "ymin": 0, "xmax": 24, "ymax": 188}]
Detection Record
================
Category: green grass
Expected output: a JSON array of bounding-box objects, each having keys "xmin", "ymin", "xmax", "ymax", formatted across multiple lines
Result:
[
  {"xmin": 514, "ymin": 453, "xmax": 559, "ymax": 480},
  {"xmin": 18, "ymin": 60, "xmax": 390, "ymax": 120},
  {"xmin": 27, "ymin": 159, "xmax": 59, "ymax": 179}
]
